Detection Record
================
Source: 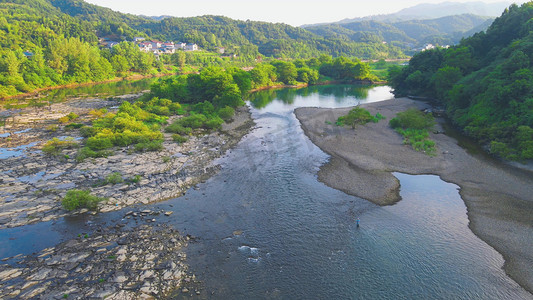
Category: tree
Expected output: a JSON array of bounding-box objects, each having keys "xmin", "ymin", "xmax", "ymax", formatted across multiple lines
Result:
[
  {"xmin": 432, "ymin": 66, "xmax": 462, "ymax": 100},
  {"xmin": 271, "ymin": 61, "xmax": 297, "ymax": 84}
]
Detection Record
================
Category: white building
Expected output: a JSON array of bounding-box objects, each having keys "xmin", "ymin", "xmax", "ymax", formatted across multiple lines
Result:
[{"xmin": 185, "ymin": 43, "xmax": 198, "ymax": 51}]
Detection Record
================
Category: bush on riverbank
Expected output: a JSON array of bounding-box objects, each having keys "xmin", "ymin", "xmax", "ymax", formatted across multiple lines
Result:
[
  {"xmin": 75, "ymin": 147, "xmax": 112, "ymax": 162},
  {"xmin": 172, "ymin": 134, "xmax": 188, "ymax": 144},
  {"xmin": 61, "ymin": 189, "xmax": 106, "ymax": 211},
  {"xmin": 42, "ymin": 137, "xmax": 78, "ymax": 156},
  {"xmin": 81, "ymin": 101, "xmax": 165, "ymax": 153},
  {"xmin": 389, "ymin": 108, "xmax": 436, "ymax": 155},
  {"xmin": 389, "ymin": 108, "xmax": 435, "ymax": 130},
  {"xmin": 336, "ymin": 107, "xmax": 385, "ymax": 128}
]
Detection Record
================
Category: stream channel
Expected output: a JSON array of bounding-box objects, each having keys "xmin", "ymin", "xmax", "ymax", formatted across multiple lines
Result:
[{"xmin": 1, "ymin": 84, "xmax": 531, "ymax": 299}]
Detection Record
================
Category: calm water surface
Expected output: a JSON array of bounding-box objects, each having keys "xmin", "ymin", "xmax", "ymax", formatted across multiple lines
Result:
[
  {"xmin": 157, "ymin": 85, "xmax": 529, "ymax": 299},
  {"xmin": 0, "ymin": 85, "xmax": 530, "ymax": 299}
]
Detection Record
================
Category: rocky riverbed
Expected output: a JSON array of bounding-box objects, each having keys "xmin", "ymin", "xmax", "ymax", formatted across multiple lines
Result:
[
  {"xmin": 0, "ymin": 94, "xmax": 254, "ymax": 230},
  {"xmin": 0, "ymin": 220, "xmax": 199, "ymax": 299}
]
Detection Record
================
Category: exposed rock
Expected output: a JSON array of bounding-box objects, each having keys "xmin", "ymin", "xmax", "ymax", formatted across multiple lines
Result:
[
  {"xmin": 0, "ymin": 224, "xmax": 190, "ymax": 299},
  {"xmin": 0, "ymin": 103, "xmax": 253, "ymax": 230}
]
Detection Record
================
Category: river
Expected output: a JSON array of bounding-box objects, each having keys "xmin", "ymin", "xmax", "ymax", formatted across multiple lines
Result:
[{"xmin": 1, "ymin": 84, "xmax": 531, "ymax": 299}]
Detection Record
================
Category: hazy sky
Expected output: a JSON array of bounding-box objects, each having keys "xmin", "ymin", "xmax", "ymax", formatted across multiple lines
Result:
[{"xmin": 85, "ymin": 0, "xmax": 527, "ymax": 26}]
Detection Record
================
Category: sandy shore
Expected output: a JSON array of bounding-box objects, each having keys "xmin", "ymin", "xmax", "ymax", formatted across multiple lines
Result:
[{"xmin": 295, "ymin": 98, "xmax": 533, "ymax": 294}]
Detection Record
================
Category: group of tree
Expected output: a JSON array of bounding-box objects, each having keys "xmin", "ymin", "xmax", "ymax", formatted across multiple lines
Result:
[
  {"xmin": 151, "ymin": 56, "xmax": 375, "ymax": 102},
  {"xmin": 388, "ymin": 3, "xmax": 533, "ymax": 161}
]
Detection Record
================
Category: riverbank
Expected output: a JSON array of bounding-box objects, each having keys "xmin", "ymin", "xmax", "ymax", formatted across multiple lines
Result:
[
  {"xmin": 0, "ymin": 72, "xmax": 175, "ymax": 101},
  {"xmin": 0, "ymin": 94, "xmax": 254, "ymax": 230},
  {"xmin": 295, "ymin": 98, "xmax": 533, "ymax": 294}
]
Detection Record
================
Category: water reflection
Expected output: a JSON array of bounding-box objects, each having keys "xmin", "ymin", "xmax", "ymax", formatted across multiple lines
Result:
[
  {"xmin": 6, "ymin": 77, "xmax": 161, "ymax": 109},
  {"xmin": 250, "ymin": 84, "xmax": 385, "ymax": 109}
]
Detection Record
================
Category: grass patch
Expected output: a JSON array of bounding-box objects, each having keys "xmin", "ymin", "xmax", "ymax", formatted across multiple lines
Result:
[{"xmin": 389, "ymin": 108, "xmax": 436, "ymax": 155}]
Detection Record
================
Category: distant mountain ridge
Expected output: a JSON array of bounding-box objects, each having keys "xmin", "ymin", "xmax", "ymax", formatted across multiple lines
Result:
[{"xmin": 302, "ymin": 1, "xmax": 511, "ymax": 27}]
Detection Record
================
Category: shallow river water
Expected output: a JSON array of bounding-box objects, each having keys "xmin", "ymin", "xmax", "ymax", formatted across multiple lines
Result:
[{"xmin": 1, "ymin": 85, "xmax": 531, "ymax": 299}]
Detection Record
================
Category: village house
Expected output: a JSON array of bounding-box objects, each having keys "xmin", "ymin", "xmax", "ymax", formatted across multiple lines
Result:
[
  {"xmin": 150, "ymin": 41, "xmax": 163, "ymax": 49},
  {"xmin": 139, "ymin": 42, "xmax": 153, "ymax": 52},
  {"xmin": 134, "ymin": 37, "xmax": 146, "ymax": 42},
  {"xmin": 161, "ymin": 42, "xmax": 176, "ymax": 54},
  {"xmin": 185, "ymin": 43, "xmax": 198, "ymax": 51}
]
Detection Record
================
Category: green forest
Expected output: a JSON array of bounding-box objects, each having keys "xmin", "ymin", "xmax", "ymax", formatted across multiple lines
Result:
[
  {"xmin": 0, "ymin": 0, "xmax": 406, "ymax": 98},
  {"xmin": 389, "ymin": 2, "xmax": 533, "ymax": 161}
]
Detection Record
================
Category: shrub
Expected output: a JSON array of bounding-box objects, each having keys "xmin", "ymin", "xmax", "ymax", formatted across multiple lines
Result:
[
  {"xmin": 104, "ymin": 172, "xmax": 124, "ymax": 185},
  {"xmin": 204, "ymin": 116, "xmax": 224, "ymax": 130},
  {"xmin": 67, "ymin": 112, "xmax": 79, "ymax": 120},
  {"xmin": 128, "ymin": 175, "xmax": 142, "ymax": 184},
  {"xmin": 373, "ymin": 113, "xmax": 386, "ymax": 123},
  {"xmin": 178, "ymin": 114, "xmax": 207, "ymax": 129},
  {"xmin": 218, "ymin": 106, "xmax": 235, "ymax": 121},
  {"xmin": 46, "ymin": 125, "xmax": 58, "ymax": 132},
  {"xmin": 337, "ymin": 107, "xmax": 374, "ymax": 128},
  {"xmin": 65, "ymin": 123, "xmax": 84, "ymax": 130},
  {"xmin": 58, "ymin": 116, "xmax": 70, "ymax": 124},
  {"xmin": 61, "ymin": 189, "xmax": 106, "ymax": 211},
  {"xmin": 79, "ymin": 126, "xmax": 98, "ymax": 138},
  {"xmin": 389, "ymin": 108, "xmax": 435, "ymax": 130},
  {"xmin": 42, "ymin": 137, "xmax": 78, "ymax": 156},
  {"xmin": 89, "ymin": 108, "xmax": 108, "ymax": 118},
  {"xmin": 58, "ymin": 112, "xmax": 79, "ymax": 124},
  {"xmin": 86, "ymin": 135, "xmax": 114, "ymax": 150},
  {"xmin": 76, "ymin": 147, "xmax": 112, "ymax": 162},
  {"xmin": 172, "ymin": 134, "xmax": 188, "ymax": 144},
  {"xmin": 165, "ymin": 123, "xmax": 192, "ymax": 135},
  {"xmin": 134, "ymin": 140, "xmax": 163, "ymax": 152}
]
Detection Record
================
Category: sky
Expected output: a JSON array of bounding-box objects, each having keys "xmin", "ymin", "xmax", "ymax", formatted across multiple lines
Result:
[{"xmin": 84, "ymin": 0, "xmax": 527, "ymax": 26}]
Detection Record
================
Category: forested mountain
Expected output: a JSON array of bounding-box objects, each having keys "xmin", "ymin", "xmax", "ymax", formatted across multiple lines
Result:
[
  {"xmin": 306, "ymin": 14, "xmax": 493, "ymax": 52},
  {"xmin": 0, "ymin": 0, "xmax": 407, "ymax": 98},
  {"xmin": 43, "ymin": 0, "xmax": 405, "ymax": 59},
  {"xmin": 389, "ymin": 2, "xmax": 533, "ymax": 161}
]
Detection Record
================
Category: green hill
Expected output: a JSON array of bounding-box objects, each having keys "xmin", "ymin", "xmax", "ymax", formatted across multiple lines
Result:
[
  {"xmin": 43, "ymin": 0, "xmax": 405, "ymax": 59},
  {"xmin": 389, "ymin": 2, "xmax": 533, "ymax": 161},
  {"xmin": 306, "ymin": 14, "xmax": 493, "ymax": 53}
]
